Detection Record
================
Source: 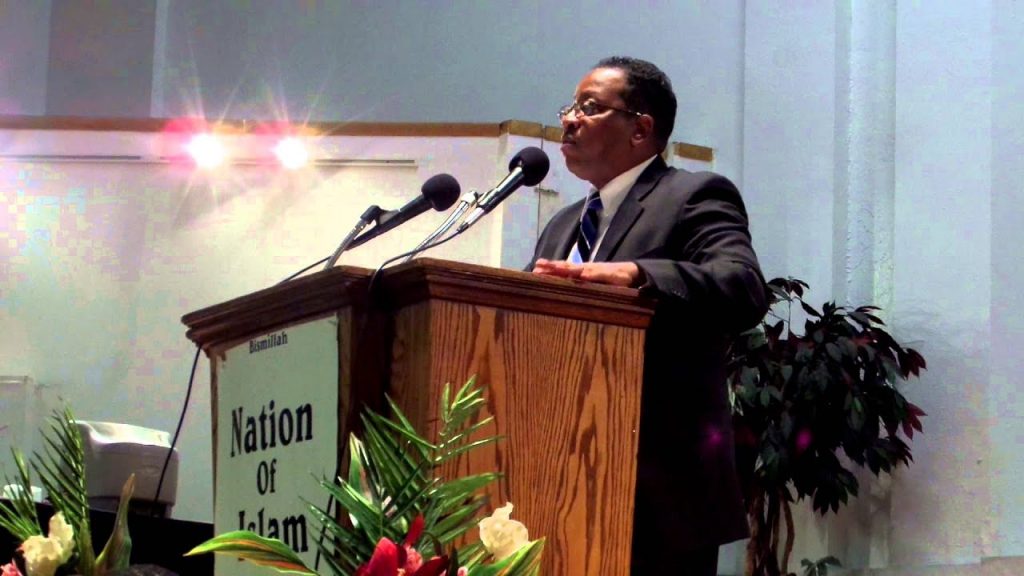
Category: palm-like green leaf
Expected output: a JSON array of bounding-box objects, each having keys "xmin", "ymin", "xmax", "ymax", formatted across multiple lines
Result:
[
  {"xmin": 31, "ymin": 407, "xmax": 96, "ymax": 574},
  {"xmin": 95, "ymin": 474, "xmax": 135, "ymax": 575},
  {"xmin": 185, "ymin": 531, "xmax": 317, "ymax": 574},
  {"xmin": 0, "ymin": 407, "xmax": 99, "ymax": 576},
  {"xmin": 308, "ymin": 378, "xmax": 503, "ymax": 575},
  {"xmin": 466, "ymin": 539, "xmax": 545, "ymax": 576},
  {"xmin": 0, "ymin": 449, "xmax": 42, "ymax": 540}
]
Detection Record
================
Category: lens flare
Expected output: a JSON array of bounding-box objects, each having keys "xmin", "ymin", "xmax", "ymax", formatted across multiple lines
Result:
[
  {"xmin": 186, "ymin": 134, "xmax": 226, "ymax": 169},
  {"xmin": 273, "ymin": 137, "xmax": 309, "ymax": 170}
]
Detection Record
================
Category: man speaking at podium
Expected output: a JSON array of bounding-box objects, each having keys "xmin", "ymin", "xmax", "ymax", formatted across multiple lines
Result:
[{"xmin": 529, "ymin": 56, "xmax": 768, "ymax": 575}]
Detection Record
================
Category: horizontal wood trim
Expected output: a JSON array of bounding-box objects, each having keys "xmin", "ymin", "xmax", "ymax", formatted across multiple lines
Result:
[
  {"xmin": 673, "ymin": 141, "xmax": 714, "ymax": 162},
  {"xmin": 181, "ymin": 267, "xmax": 371, "ymax": 349},
  {"xmin": 182, "ymin": 258, "xmax": 655, "ymax": 351},
  {"xmin": 379, "ymin": 258, "xmax": 655, "ymax": 329},
  {"xmin": 542, "ymin": 124, "xmax": 564, "ymax": 143},
  {"xmin": 499, "ymin": 119, "xmax": 546, "ymax": 139},
  {"xmin": 0, "ymin": 115, "xmax": 172, "ymax": 133},
  {"xmin": 0, "ymin": 115, "xmax": 712, "ymax": 161},
  {"xmin": 0, "ymin": 115, "xmax": 503, "ymax": 138},
  {"xmin": 318, "ymin": 122, "xmax": 501, "ymax": 138}
]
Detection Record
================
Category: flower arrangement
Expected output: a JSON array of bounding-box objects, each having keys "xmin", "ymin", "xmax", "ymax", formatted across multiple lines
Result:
[
  {"xmin": 0, "ymin": 408, "xmax": 136, "ymax": 576},
  {"xmin": 187, "ymin": 378, "xmax": 544, "ymax": 575}
]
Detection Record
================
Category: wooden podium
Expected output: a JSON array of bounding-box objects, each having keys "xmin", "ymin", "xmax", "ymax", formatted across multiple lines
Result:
[{"xmin": 183, "ymin": 258, "xmax": 654, "ymax": 576}]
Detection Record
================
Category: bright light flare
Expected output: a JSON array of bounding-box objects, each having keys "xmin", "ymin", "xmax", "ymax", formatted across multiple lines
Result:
[
  {"xmin": 186, "ymin": 134, "xmax": 226, "ymax": 169},
  {"xmin": 273, "ymin": 137, "xmax": 309, "ymax": 170}
]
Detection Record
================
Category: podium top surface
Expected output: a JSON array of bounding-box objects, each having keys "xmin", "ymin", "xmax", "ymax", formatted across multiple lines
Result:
[{"xmin": 182, "ymin": 258, "xmax": 655, "ymax": 350}]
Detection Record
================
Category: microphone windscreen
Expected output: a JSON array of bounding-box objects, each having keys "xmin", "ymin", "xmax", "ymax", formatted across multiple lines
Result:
[
  {"xmin": 509, "ymin": 147, "xmax": 550, "ymax": 187},
  {"xmin": 421, "ymin": 173, "xmax": 461, "ymax": 210}
]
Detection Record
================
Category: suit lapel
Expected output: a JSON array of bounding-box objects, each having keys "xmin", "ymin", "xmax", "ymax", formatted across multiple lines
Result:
[
  {"xmin": 594, "ymin": 156, "xmax": 671, "ymax": 262},
  {"xmin": 546, "ymin": 198, "xmax": 585, "ymax": 260}
]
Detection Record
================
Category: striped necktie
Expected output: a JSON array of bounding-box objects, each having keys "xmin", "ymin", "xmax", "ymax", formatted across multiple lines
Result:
[{"xmin": 568, "ymin": 191, "xmax": 603, "ymax": 264}]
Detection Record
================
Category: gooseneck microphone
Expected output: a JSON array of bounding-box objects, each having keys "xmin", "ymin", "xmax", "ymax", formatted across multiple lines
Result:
[
  {"xmin": 322, "ymin": 205, "xmax": 387, "ymax": 270},
  {"xmin": 323, "ymin": 173, "xmax": 461, "ymax": 269},
  {"xmin": 349, "ymin": 173, "xmax": 460, "ymax": 250},
  {"xmin": 457, "ymin": 147, "xmax": 550, "ymax": 233},
  {"xmin": 402, "ymin": 188, "xmax": 483, "ymax": 263}
]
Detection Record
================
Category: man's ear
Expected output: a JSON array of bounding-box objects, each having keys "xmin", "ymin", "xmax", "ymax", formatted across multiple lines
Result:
[{"xmin": 632, "ymin": 115, "xmax": 656, "ymax": 146}]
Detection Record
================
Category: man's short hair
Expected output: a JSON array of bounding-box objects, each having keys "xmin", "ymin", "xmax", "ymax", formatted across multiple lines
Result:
[{"xmin": 595, "ymin": 56, "xmax": 677, "ymax": 150}]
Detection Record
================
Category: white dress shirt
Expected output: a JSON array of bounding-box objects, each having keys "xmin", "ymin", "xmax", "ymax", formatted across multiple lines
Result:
[{"xmin": 581, "ymin": 154, "xmax": 659, "ymax": 261}]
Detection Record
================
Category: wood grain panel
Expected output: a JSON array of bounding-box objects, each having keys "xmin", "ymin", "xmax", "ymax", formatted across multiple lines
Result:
[{"xmin": 388, "ymin": 299, "xmax": 644, "ymax": 576}]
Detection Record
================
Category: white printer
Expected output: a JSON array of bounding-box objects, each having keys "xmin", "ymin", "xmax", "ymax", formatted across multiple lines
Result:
[{"xmin": 74, "ymin": 421, "xmax": 179, "ymax": 517}]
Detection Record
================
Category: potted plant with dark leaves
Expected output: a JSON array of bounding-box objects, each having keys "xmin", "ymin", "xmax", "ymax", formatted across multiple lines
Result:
[{"xmin": 727, "ymin": 278, "xmax": 927, "ymax": 576}]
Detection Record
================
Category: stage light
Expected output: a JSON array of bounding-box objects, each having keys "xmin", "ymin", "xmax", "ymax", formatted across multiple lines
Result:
[
  {"xmin": 273, "ymin": 137, "xmax": 309, "ymax": 170},
  {"xmin": 186, "ymin": 134, "xmax": 226, "ymax": 169}
]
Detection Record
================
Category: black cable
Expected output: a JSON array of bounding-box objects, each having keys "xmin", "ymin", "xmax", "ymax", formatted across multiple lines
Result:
[
  {"xmin": 278, "ymin": 256, "xmax": 330, "ymax": 285},
  {"xmin": 153, "ymin": 255, "xmax": 328, "ymax": 518},
  {"xmin": 366, "ymin": 223, "xmax": 463, "ymax": 296},
  {"xmin": 152, "ymin": 344, "xmax": 201, "ymax": 516}
]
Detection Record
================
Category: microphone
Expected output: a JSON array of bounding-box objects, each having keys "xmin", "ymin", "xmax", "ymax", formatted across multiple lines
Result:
[
  {"xmin": 457, "ymin": 147, "xmax": 550, "ymax": 232},
  {"xmin": 345, "ymin": 173, "xmax": 461, "ymax": 251},
  {"xmin": 401, "ymin": 188, "xmax": 483, "ymax": 263},
  {"xmin": 322, "ymin": 204, "xmax": 388, "ymax": 270}
]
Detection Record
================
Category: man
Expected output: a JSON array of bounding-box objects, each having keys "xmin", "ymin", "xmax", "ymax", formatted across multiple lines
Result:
[{"xmin": 529, "ymin": 56, "xmax": 768, "ymax": 575}]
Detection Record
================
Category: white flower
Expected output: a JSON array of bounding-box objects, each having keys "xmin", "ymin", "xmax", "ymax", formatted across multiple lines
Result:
[
  {"xmin": 478, "ymin": 502, "xmax": 529, "ymax": 561},
  {"xmin": 19, "ymin": 512, "xmax": 74, "ymax": 576}
]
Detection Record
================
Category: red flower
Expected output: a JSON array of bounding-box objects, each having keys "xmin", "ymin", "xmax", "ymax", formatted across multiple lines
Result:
[
  {"xmin": 354, "ymin": 516, "xmax": 450, "ymax": 576},
  {"xmin": 404, "ymin": 515, "xmax": 425, "ymax": 548},
  {"xmin": 355, "ymin": 538, "xmax": 399, "ymax": 576}
]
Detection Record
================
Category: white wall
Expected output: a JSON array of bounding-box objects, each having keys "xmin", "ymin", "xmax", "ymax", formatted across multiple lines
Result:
[
  {"xmin": 889, "ymin": 2, "xmax": 993, "ymax": 565},
  {"xmin": 742, "ymin": 2, "xmax": 839, "ymax": 298},
  {"xmin": 735, "ymin": 2, "xmax": 1024, "ymax": 574},
  {"xmin": 990, "ymin": 0, "xmax": 1024, "ymax": 561}
]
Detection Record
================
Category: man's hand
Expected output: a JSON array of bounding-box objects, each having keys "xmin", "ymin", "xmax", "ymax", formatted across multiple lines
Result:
[{"xmin": 532, "ymin": 258, "xmax": 642, "ymax": 287}]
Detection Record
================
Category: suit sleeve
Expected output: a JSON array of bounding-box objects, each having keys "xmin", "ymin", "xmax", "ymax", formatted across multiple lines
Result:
[
  {"xmin": 524, "ymin": 202, "xmax": 577, "ymax": 272},
  {"xmin": 525, "ymin": 217, "xmax": 555, "ymax": 271},
  {"xmin": 634, "ymin": 174, "xmax": 768, "ymax": 334}
]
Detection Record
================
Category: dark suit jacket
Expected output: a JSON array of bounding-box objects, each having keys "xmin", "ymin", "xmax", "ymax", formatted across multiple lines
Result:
[{"xmin": 529, "ymin": 156, "xmax": 767, "ymax": 557}]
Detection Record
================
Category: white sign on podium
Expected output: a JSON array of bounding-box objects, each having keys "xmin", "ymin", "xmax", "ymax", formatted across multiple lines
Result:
[{"xmin": 214, "ymin": 317, "xmax": 340, "ymax": 576}]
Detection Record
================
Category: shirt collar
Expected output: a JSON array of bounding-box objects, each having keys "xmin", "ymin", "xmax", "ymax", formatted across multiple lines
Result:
[{"xmin": 595, "ymin": 155, "xmax": 659, "ymax": 218}]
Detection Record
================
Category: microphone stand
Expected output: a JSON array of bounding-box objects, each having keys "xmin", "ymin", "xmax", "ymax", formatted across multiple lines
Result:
[
  {"xmin": 400, "ymin": 189, "xmax": 481, "ymax": 263},
  {"xmin": 323, "ymin": 205, "xmax": 387, "ymax": 270}
]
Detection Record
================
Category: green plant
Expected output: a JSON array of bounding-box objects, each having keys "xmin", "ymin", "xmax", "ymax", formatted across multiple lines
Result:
[
  {"xmin": 800, "ymin": 555, "xmax": 841, "ymax": 576},
  {"xmin": 727, "ymin": 278, "xmax": 926, "ymax": 576},
  {"xmin": 188, "ymin": 378, "xmax": 544, "ymax": 576},
  {"xmin": 0, "ymin": 407, "xmax": 135, "ymax": 576}
]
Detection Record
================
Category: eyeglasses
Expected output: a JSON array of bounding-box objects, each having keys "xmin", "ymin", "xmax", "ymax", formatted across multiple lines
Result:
[{"xmin": 557, "ymin": 100, "xmax": 642, "ymax": 120}]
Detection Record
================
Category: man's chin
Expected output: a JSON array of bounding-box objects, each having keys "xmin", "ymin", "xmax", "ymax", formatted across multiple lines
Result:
[{"xmin": 561, "ymin": 163, "xmax": 589, "ymax": 184}]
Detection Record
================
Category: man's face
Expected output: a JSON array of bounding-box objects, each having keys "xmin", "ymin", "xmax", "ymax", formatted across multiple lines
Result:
[{"xmin": 560, "ymin": 67, "xmax": 640, "ymax": 189}]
